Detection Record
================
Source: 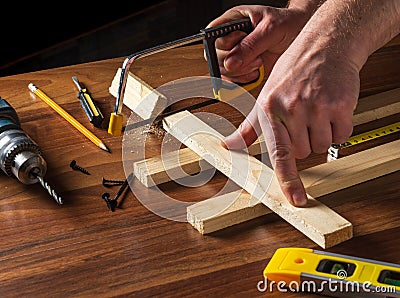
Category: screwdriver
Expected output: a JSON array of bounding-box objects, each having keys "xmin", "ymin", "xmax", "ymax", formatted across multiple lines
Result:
[{"xmin": 72, "ymin": 76, "xmax": 104, "ymax": 128}]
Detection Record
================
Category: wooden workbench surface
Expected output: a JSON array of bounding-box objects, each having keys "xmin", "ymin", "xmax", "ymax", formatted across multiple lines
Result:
[{"xmin": 0, "ymin": 36, "xmax": 399, "ymax": 297}]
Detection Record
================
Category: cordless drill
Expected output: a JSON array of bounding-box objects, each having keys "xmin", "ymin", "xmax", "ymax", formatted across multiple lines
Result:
[{"xmin": 0, "ymin": 97, "xmax": 62, "ymax": 204}]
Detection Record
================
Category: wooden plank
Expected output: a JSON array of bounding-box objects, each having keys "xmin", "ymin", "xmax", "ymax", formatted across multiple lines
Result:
[
  {"xmin": 109, "ymin": 67, "xmax": 167, "ymax": 119},
  {"xmin": 188, "ymin": 138, "xmax": 400, "ymax": 234},
  {"xmin": 300, "ymin": 139, "xmax": 400, "ymax": 197},
  {"xmin": 353, "ymin": 87, "xmax": 400, "ymax": 126},
  {"xmin": 134, "ymin": 136, "xmax": 266, "ymax": 187},
  {"xmin": 163, "ymin": 111, "xmax": 353, "ymax": 248},
  {"xmin": 187, "ymin": 189, "xmax": 271, "ymax": 234}
]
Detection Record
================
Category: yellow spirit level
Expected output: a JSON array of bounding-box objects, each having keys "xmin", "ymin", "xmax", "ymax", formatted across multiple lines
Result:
[{"xmin": 263, "ymin": 247, "xmax": 400, "ymax": 297}]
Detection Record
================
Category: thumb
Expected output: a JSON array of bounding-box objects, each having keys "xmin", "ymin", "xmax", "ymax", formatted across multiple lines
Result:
[
  {"xmin": 225, "ymin": 16, "xmax": 284, "ymax": 74},
  {"xmin": 222, "ymin": 105, "xmax": 260, "ymax": 150},
  {"xmin": 224, "ymin": 23, "xmax": 273, "ymax": 73}
]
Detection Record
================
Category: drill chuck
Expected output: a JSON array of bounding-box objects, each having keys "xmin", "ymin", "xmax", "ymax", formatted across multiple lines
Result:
[
  {"xmin": 0, "ymin": 97, "xmax": 47, "ymax": 184},
  {"xmin": 0, "ymin": 128, "xmax": 47, "ymax": 184},
  {"xmin": 0, "ymin": 97, "xmax": 62, "ymax": 204}
]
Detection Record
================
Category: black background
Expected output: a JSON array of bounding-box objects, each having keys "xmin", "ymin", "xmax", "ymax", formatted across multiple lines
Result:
[{"xmin": 2, "ymin": 2, "xmax": 161, "ymax": 68}]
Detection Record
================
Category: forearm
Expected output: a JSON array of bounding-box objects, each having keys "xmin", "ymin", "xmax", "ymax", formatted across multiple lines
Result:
[
  {"xmin": 287, "ymin": 0, "xmax": 325, "ymax": 18},
  {"xmin": 298, "ymin": 0, "xmax": 400, "ymax": 70}
]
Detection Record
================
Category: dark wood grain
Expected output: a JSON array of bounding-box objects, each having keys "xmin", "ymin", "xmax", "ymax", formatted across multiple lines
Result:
[{"xmin": 0, "ymin": 35, "xmax": 399, "ymax": 297}]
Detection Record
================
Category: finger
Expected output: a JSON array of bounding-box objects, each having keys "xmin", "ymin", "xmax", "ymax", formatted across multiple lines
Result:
[
  {"xmin": 220, "ymin": 68, "xmax": 261, "ymax": 84},
  {"xmin": 215, "ymin": 47, "xmax": 261, "ymax": 82},
  {"xmin": 224, "ymin": 55, "xmax": 263, "ymax": 77},
  {"xmin": 222, "ymin": 104, "xmax": 261, "ymax": 150},
  {"xmin": 259, "ymin": 111, "xmax": 308, "ymax": 207},
  {"xmin": 309, "ymin": 119, "xmax": 333, "ymax": 154},
  {"xmin": 216, "ymin": 48, "xmax": 262, "ymax": 77},
  {"xmin": 207, "ymin": 9, "xmax": 270, "ymax": 78},
  {"xmin": 205, "ymin": 10, "xmax": 251, "ymax": 69},
  {"xmin": 331, "ymin": 117, "xmax": 354, "ymax": 144},
  {"xmin": 206, "ymin": 47, "xmax": 258, "ymax": 82},
  {"xmin": 284, "ymin": 110, "xmax": 311, "ymax": 159},
  {"xmin": 224, "ymin": 20, "xmax": 283, "ymax": 74},
  {"xmin": 214, "ymin": 31, "xmax": 247, "ymax": 51},
  {"xmin": 215, "ymin": 50, "xmax": 260, "ymax": 83},
  {"xmin": 330, "ymin": 94, "xmax": 357, "ymax": 144},
  {"xmin": 206, "ymin": 9, "xmax": 248, "ymax": 28},
  {"xmin": 214, "ymin": 48, "xmax": 230, "ymax": 67},
  {"xmin": 205, "ymin": 32, "xmax": 261, "ymax": 79}
]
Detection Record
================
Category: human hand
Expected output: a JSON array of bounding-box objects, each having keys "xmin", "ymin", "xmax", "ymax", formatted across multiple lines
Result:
[
  {"xmin": 206, "ymin": 4, "xmax": 315, "ymax": 84},
  {"xmin": 222, "ymin": 32, "xmax": 360, "ymax": 206}
]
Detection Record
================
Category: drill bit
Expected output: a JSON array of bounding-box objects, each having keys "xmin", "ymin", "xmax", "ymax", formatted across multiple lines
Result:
[{"xmin": 35, "ymin": 174, "xmax": 63, "ymax": 205}]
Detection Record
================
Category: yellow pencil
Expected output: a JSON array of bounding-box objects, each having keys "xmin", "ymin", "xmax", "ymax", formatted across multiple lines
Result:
[{"xmin": 28, "ymin": 83, "xmax": 110, "ymax": 153}]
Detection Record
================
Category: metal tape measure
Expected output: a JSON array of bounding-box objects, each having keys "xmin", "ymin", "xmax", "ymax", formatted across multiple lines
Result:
[{"xmin": 328, "ymin": 121, "xmax": 400, "ymax": 161}]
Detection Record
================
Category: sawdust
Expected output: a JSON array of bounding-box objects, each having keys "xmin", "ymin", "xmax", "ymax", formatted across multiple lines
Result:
[{"xmin": 141, "ymin": 123, "xmax": 166, "ymax": 139}]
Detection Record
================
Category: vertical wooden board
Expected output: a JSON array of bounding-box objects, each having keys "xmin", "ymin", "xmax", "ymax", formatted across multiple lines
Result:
[{"xmin": 109, "ymin": 67, "xmax": 168, "ymax": 119}]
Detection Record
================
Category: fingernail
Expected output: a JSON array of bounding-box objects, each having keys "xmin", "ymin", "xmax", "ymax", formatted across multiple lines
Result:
[
  {"xmin": 221, "ymin": 132, "xmax": 243, "ymax": 150},
  {"xmin": 221, "ymin": 132, "xmax": 235, "ymax": 150},
  {"xmin": 292, "ymin": 191, "xmax": 307, "ymax": 207},
  {"xmin": 220, "ymin": 139, "xmax": 228, "ymax": 149},
  {"xmin": 225, "ymin": 56, "xmax": 242, "ymax": 70},
  {"xmin": 248, "ymin": 59, "xmax": 262, "ymax": 70}
]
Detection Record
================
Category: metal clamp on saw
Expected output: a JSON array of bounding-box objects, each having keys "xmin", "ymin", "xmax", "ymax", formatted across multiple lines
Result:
[{"xmin": 108, "ymin": 18, "xmax": 265, "ymax": 136}]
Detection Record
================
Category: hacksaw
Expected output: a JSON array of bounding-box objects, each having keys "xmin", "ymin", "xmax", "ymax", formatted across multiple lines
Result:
[{"xmin": 108, "ymin": 18, "xmax": 264, "ymax": 136}]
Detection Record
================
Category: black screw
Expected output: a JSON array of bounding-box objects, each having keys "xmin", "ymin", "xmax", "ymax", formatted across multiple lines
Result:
[
  {"xmin": 101, "ymin": 192, "xmax": 117, "ymax": 212},
  {"xmin": 70, "ymin": 160, "xmax": 90, "ymax": 175},
  {"xmin": 114, "ymin": 173, "xmax": 134, "ymax": 208},
  {"xmin": 101, "ymin": 173, "xmax": 134, "ymax": 211},
  {"xmin": 102, "ymin": 177, "xmax": 125, "ymax": 188}
]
